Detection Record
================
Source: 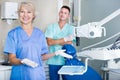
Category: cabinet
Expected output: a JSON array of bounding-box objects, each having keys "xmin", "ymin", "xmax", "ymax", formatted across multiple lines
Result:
[
  {"xmin": 5, "ymin": 70, "xmax": 11, "ymax": 80},
  {"xmin": 0, "ymin": 66, "xmax": 11, "ymax": 80},
  {"xmin": 0, "ymin": 69, "xmax": 11, "ymax": 80},
  {"xmin": 0, "ymin": 71, "xmax": 4, "ymax": 80}
]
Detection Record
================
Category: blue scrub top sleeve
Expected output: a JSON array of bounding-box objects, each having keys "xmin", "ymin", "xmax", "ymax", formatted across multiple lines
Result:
[
  {"xmin": 41, "ymin": 34, "xmax": 49, "ymax": 55},
  {"xmin": 4, "ymin": 32, "xmax": 16, "ymax": 54}
]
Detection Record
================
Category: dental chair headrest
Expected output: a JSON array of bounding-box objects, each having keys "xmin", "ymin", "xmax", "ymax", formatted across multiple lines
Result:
[{"xmin": 62, "ymin": 44, "xmax": 76, "ymax": 57}]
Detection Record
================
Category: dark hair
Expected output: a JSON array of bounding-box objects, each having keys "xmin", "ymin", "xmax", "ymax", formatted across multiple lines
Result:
[{"xmin": 61, "ymin": 5, "xmax": 70, "ymax": 13}]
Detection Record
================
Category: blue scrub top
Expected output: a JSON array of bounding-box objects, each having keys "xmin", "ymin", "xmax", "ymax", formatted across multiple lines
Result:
[
  {"xmin": 45, "ymin": 23, "xmax": 74, "ymax": 65},
  {"xmin": 4, "ymin": 26, "xmax": 48, "ymax": 80}
]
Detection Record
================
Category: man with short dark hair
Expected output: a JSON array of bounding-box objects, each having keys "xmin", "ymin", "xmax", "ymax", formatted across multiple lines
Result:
[{"xmin": 45, "ymin": 5, "xmax": 75, "ymax": 80}]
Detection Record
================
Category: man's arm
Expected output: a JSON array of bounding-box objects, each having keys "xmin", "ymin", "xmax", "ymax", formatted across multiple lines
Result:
[{"xmin": 46, "ymin": 37, "xmax": 72, "ymax": 46}]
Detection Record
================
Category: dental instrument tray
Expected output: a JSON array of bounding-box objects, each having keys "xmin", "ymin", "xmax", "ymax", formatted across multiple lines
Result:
[
  {"xmin": 77, "ymin": 49, "xmax": 120, "ymax": 60},
  {"xmin": 58, "ymin": 66, "xmax": 86, "ymax": 75}
]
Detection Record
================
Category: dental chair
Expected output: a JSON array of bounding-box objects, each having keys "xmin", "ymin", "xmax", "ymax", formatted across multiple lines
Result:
[{"xmin": 59, "ymin": 44, "xmax": 102, "ymax": 80}]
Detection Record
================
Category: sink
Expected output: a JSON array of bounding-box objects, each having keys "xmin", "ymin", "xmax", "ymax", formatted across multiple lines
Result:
[{"xmin": 1, "ymin": 62, "xmax": 11, "ymax": 66}]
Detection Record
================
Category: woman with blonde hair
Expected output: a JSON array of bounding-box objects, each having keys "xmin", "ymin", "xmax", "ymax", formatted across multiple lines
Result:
[{"xmin": 4, "ymin": 2, "xmax": 70, "ymax": 80}]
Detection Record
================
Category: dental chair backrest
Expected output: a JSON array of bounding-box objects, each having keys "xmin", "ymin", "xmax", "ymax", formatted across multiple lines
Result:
[
  {"xmin": 62, "ymin": 44, "xmax": 84, "ymax": 65},
  {"xmin": 62, "ymin": 44, "xmax": 76, "ymax": 58}
]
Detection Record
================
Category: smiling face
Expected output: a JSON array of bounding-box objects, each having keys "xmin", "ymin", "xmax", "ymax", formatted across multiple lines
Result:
[
  {"xmin": 18, "ymin": 2, "xmax": 35, "ymax": 25},
  {"xmin": 59, "ymin": 7, "xmax": 70, "ymax": 22}
]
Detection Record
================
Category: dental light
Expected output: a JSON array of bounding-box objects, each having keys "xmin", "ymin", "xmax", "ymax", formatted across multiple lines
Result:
[{"xmin": 75, "ymin": 8, "xmax": 120, "ymax": 38}]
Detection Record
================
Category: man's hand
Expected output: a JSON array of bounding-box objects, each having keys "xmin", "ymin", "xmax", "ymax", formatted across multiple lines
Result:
[
  {"xmin": 64, "ymin": 35, "xmax": 75, "ymax": 42},
  {"xmin": 55, "ymin": 50, "xmax": 73, "ymax": 59}
]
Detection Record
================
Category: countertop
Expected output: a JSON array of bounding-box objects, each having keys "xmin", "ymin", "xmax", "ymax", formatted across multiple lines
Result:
[{"xmin": 0, "ymin": 65, "xmax": 12, "ymax": 71}]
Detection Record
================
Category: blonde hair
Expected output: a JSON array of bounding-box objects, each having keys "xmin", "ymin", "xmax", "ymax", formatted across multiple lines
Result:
[{"xmin": 18, "ymin": 2, "xmax": 36, "ymax": 20}]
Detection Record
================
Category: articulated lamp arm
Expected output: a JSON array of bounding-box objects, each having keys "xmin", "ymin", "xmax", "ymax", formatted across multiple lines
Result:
[
  {"xmin": 75, "ymin": 8, "xmax": 120, "ymax": 38},
  {"xmin": 98, "ymin": 9, "xmax": 120, "ymax": 26}
]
